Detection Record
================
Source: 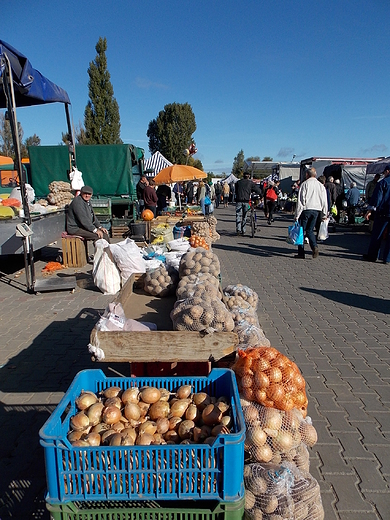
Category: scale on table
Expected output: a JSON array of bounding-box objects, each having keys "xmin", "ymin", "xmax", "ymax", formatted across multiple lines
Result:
[{"xmin": 16, "ymin": 223, "xmax": 77, "ymax": 293}]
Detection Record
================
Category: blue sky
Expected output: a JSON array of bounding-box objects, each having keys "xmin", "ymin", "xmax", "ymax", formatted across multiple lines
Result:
[{"xmin": 2, "ymin": 0, "xmax": 390, "ymax": 174}]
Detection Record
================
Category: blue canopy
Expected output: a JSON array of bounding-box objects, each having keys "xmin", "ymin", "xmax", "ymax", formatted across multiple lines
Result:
[{"xmin": 0, "ymin": 40, "xmax": 70, "ymax": 108}]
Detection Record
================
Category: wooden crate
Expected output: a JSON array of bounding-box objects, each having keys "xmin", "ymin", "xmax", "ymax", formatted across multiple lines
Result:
[
  {"xmin": 111, "ymin": 225, "xmax": 129, "ymax": 238},
  {"xmin": 61, "ymin": 236, "xmax": 87, "ymax": 268}
]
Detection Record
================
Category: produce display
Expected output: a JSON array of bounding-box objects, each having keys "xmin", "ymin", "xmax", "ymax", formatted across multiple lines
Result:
[
  {"xmin": 176, "ymin": 273, "xmax": 221, "ymax": 301},
  {"xmin": 67, "ymin": 384, "xmax": 234, "ymax": 447},
  {"xmin": 241, "ymin": 399, "xmax": 317, "ymax": 465},
  {"xmin": 232, "ymin": 346, "xmax": 308, "ymax": 416},
  {"xmin": 143, "ymin": 264, "xmax": 179, "ymax": 297},
  {"xmin": 223, "ymin": 284, "xmax": 259, "ymax": 310},
  {"xmin": 206, "ymin": 215, "xmax": 220, "ymax": 242},
  {"xmin": 46, "ymin": 181, "xmax": 74, "ymax": 207},
  {"xmin": 178, "ymin": 247, "xmax": 220, "ymax": 278},
  {"xmin": 244, "ymin": 463, "xmax": 324, "ymax": 520},
  {"xmin": 171, "ymin": 296, "xmax": 235, "ymax": 332}
]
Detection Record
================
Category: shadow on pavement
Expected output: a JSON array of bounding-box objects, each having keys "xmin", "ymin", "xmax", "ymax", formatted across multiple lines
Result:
[{"xmin": 301, "ymin": 287, "xmax": 390, "ymax": 314}]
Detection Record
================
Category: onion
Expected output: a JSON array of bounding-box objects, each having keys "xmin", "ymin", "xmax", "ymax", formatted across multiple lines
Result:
[
  {"xmin": 92, "ymin": 423, "xmax": 110, "ymax": 434},
  {"xmin": 102, "ymin": 405, "xmax": 122, "ymax": 425},
  {"xmin": 124, "ymin": 402, "xmax": 141, "ymax": 421},
  {"xmin": 216, "ymin": 401, "xmax": 230, "ymax": 414},
  {"xmin": 138, "ymin": 401, "xmax": 150, "ymax": 417},
  {"xmin": 121, "ymin": 387, "xmax": 139, "ymax": 404},
  {"xmin": 139, "ymin": 420, "xmax": 157, "ymax": 436},
  {"xmin": 254, "ymin": 371, "xmax": 269, "ymax": 389},
  {"xmin": 159, "ymin": 388, "xmax": 171, "ymax": 402},
  {"xmin": 262, "ymin": 408, "xmax": 282, "ymax": 430},
  {"xmin": 275, "ymin": 431, "xmax": 293, "ymax": 452},
  {"xmin": 192, "ymin": 392, "xmax": 211, "ymax": 410},
  {"xmin": 155, "ymin": 417, "xmax": 169, "ymax": 434},
  {"xmin": 84, "ymin": 432, "xmax": 101, "ymax": 446},
  {"xmin": 71, "ymin": 439, "xmax": 89, "ymax": 447},
  {"xmin": 112, "ymin": 421, "xmax": 125, "ymax": 432},
  {"xmin": 221, "ymin": 415, "xmax": 232, "ymax": 428},
  {"xmin": 121, "ymin": 427, "xmax": 137, "ymax": 444},
  {"xmin": 76, "ymin": 391, "xmax": 98, "ymax": 410},
  {"xmin": 245, "ymin": 489, "xmax": 256, "ymax": 510},
  {"xmin": 67, "ymin": 430, "xmax": 83, "ymax": 442},
  {"xmin": 102, "ymin": 386, "xmax": 122, "ymax": 399},
  {"xmin": 178, "ymin": 419, "xmax": 195, "ymax": 440},
  {"xmin": 252, "ymin": 444, "xmax": 273, "ymax": 462},
  {"xmin": 70, "ymin": 411, "xmax": 90, "ymax": 431},
  {"xmin": 109, "ymin": 433, "xmax": 123, "ymax": 446},
  {"xmin": 211, "ymin": 424, "xmax": 230, "ymax": 436},
  {"xmin": 169, "ymin": 399, "xmax": 191, "ymax": 418},
  {"xmin": 104, "ymin": 396, "xmax": 122, "ymax": 409},
  {"xmin": 101, "ymin": 429, "xmax": 117, "ymax": 444},
  {"xmin": 299, "ymin": 422, "xmax": 318, "ymax": 447},
  {"xmin": 149, "ymin": 400, "xmax": 170, "ymax": 420},
  {"xmin": 140, "ymin": 386, "xmax": 161, "ymax": 404},
  {"xmin": 185, "ymin": 403, "xmax": 199, "ymax": 422},
  {"xmin": 243, "ymin": 405, "xmax": 259, "ymax": 423},
  {"xmin": 168, "ymin": 416, "xmax": 182, "ymax": 431},
  {"xmin": 176, "ymin": 384, "xmax": 192, "ymax": 399},
  {"xmin": 136, "ymin": 433, "xmax": 154, "ymax": 445},
  {"xmin": 248, "ymin": 426, "xmax": 267, "ymax": 447},
  {"xmin": 204, "ymin": 436, "xmax": 216, "ymax": 446},
  {"xmin": 164, "ymin": 430, "xmax": 180, "ymax": 443},
  {"xmin": 202, "ymin": 404, "xmax": 222, "ymax": 426},
  {"xmin": 86, "ymin": 402, "xmax": 104, "ymax": 426}
]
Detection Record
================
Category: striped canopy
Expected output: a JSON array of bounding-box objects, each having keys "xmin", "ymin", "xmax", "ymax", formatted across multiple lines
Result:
[{"xmin": 144, "ymin": 151, "xmax": 172, "ymax": 176}]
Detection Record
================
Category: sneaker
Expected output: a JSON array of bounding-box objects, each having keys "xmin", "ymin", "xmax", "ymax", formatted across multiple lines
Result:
[{"xmin": 304, "ymin": 237, "xmax": 309, "ymax": 244}]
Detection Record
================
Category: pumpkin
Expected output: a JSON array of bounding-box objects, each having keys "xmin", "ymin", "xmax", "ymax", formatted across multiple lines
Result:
[{"xmin": 141, "ymin": 209, "xmax": 154, "ymax": 221}]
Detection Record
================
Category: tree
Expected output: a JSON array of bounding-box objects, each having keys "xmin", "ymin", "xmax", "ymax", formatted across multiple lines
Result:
[
  {"xmin": 0, "ymin": 113, "xmax": 39, "ymax": 159},
  {"xmin": 84, "ymin": 37, "xmax": 122, "ymax": 145},
  {"xmin": 147, "ymin": 102, "xmax": 197, "ymax": 164},
  {"xmin": 61, "ymin": 121, "xmax": 88, "ymax": 146},
  {"xmin": 262, "ymin": 156, "xmax": 273, "ymax": 162},
  {"xmin": 232, "ymin": 149, "xmax": 245, "ymax": 178}
]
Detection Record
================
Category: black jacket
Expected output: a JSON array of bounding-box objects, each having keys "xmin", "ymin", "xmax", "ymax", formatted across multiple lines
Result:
[{"xmin": 235, "ymin": 178, "xmax": 261, "ymax": 202}]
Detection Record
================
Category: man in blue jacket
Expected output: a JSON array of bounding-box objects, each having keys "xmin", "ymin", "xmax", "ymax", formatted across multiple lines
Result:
[
  {"xmin": 345, "ymin": 182, "xmax": 360, "ymax": 224},
  {"xmin": 363, "ymin": 166, "xmax": 390, "ymax": 263}
]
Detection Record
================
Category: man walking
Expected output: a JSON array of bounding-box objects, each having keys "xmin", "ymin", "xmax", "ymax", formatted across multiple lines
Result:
[
  {"xmin": 235, "ymin": 173, "xmax": 261, "ymax": 235},
  {"xmin": 295, "ymin": 168, "xmax": 328, "ymax": 258},
  {"xmin": 363, "ymin": 166, "xmax": 390, "ymax": 264},
  {"xmin": 345, "ymin": 182, "xmax": 360, "ymax": 224}
]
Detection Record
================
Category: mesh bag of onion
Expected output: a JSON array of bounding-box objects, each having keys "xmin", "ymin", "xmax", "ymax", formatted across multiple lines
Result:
[
  {"xmin": 170, "ymin": 296, "xmax": 234, "ymax": 333},
  {"xmin": 232, "ymin": 346, "xmax": 308, "ymax": 417},
  {"xmin": 178, "ymin": 247, "xmax": 220, "ymax": 278},
  {"xmin": 244, "ymin": 462, "xmax": 324, "ymax": 520},
  {"xmin": 241, "ymin": 400, "xmax": 317, "ymax": 466}
]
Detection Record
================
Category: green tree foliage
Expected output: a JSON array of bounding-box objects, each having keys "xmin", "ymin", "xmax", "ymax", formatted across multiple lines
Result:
[
  {"xmin": 0, "ymin": 113, "xmax": 39, "ymax": 159},
  {"xmin": 84, "ymin": 37, "xmax": 122, "ymax": 145},
  {"xmin": 232, "ymin": 149, "xmax": 245, "ymax": 177},
  {"xmin": 147, "ymin": 102, "xmax": 197, "ymax": 164},
  {"xmin": 262, "ymin": 156, "xmax": 273, "ymax": 162}
]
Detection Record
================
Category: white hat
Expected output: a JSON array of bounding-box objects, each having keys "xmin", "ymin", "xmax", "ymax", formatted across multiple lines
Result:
[{"xmin": 268, "ymin": 180, "xmax": 275, "ymax": 186}]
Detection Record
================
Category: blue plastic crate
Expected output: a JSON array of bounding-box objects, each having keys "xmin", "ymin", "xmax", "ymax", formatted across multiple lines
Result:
[{"xmin": 40, "ymin": 369, "xmax": 245, "ymax": 504}]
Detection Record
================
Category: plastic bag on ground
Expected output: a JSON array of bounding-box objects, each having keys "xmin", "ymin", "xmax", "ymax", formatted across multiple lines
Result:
[{"xmin": 93, "ymin": 239, "xmax": 121, "ymax": 295}]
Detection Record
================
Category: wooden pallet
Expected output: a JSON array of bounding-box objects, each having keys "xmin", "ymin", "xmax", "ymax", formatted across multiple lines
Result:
[{"xmin": 111, "ymin": 226, "xmax": 129, "ymax": 237}]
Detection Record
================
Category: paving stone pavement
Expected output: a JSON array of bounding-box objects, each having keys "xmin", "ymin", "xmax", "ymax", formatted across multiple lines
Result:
[{"xmin": 0, "ymin": 206, "xmax": 389, "ymax": 519}]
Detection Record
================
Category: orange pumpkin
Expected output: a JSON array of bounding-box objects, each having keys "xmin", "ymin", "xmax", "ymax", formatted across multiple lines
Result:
[{"xmin": 141, "ymin": 209, "xmax": 154, "ymax": 221}]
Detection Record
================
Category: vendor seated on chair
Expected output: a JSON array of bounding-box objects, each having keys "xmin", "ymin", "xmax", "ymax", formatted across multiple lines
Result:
[{"xmin": 66, "ymin": 185, "xmax": 111, "ymax": 243}]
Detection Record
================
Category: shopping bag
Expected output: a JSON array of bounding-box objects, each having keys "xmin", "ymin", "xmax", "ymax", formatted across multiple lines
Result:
[
  {"xmin": 318, "ymin": 218, "xmax": 329, "ymax": 241},
  {"xmin": 204, "ymin": 196, "xmax": 211, "ymax": 205},
  {"xmin": 286, "ymin": 221, "xmax": 304, "ymax": 245}
]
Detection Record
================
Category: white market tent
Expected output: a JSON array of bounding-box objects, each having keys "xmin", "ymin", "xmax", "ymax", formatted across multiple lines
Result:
[
  {"xmin": 223, "ymin": 173, "xmax": 239, "ymax": 184},
  {"xmin": 144, "ymin": 151, "xmax": 172, "ymax": 176}
]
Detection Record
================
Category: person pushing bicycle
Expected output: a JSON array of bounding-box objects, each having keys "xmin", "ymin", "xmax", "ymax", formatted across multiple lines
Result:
[{"xmin": 235, "ymin": 172, "xmax": 262, "ymax": 235}]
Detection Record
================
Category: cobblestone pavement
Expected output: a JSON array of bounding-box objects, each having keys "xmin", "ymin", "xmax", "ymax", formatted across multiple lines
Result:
[{"xmin": 0, "ymin": 206, "xmax": 389, "ymax": 519}]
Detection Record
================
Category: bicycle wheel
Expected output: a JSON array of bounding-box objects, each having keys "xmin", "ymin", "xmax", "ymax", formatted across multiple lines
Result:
[{"xmin": 251, "ymin": 209, "xmax": 256, "ymax": 237}]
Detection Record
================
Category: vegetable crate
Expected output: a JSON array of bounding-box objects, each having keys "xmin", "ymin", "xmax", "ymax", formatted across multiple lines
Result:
[
  {"xmin": 40, "ymin": 369, "xmax": 245, "ymax": 504},
  {"xmin": 46, "ymin": 497, "xmax": 245, "ymax": 520}
]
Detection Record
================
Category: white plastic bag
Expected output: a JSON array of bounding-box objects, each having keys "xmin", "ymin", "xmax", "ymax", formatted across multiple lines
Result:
[
  {"xmin": 93, "ymin": 239, "xmax": 121, "ymax": 295},
  {"xmin": 167, "ymin": 238, "xmax": 190, "ymax": 252},
  {"xmin": 69, "ymin": 167, "xmax": 85, "ymax": 191},
  {"xmin": 318, "ymin": 218, "xmax": 329, "ymax": 241},
  {"xmin": 109, "ymin": 238, "xmax": 146, "ymax": 284}
]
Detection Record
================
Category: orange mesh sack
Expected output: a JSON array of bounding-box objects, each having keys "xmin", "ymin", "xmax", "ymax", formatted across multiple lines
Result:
[
  {"xmin": 144, "ymin": 265, "xmax": 179, "ymax": 297},
  {"xmin": 176, "ymin": 273, "xmax": 221, "ymax": 301},
  {"xmin": 170, "ymin": 296, "xmax": 234, "ymax": 333},
  {"xmin": 223, "ymin": 284, "xmax": 259, "ymax": 310},
  {"xmin": 232, "ymin": 346, "xmax": 308, "ymax": 416},
  {"xmin": 241, "ymin": 401, "xmax": 317, "ymax": 465},
  {"xmin": 244, "ymin": 463, "xmax": 324, "ymax": 520},
  {"xmin": 178, "ymin": 247, "xmax": 220, "ymax": 278}
]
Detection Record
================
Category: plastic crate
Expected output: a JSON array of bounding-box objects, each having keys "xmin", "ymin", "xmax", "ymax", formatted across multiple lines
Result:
[
  {"xmin": 46, "ymin": 497, "xmax": 245, "ymax": 520},
  {"xmin": 40, "ymin": 369, "xmax": 245, "ymax": 504}
]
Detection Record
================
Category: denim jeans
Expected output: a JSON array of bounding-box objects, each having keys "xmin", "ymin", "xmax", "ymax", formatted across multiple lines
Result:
[
  {"xmin": 236, "ymin": 202, "xmax": 250, "ymax": 233},
  {"xmin": 298, "ymin": 209, "xmax": 320, "ymax": 255}
]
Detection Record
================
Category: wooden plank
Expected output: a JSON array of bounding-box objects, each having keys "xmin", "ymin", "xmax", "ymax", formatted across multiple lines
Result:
[{"xmin": 90, "ymin": 329, "xmax": 238, "ymax": 363}]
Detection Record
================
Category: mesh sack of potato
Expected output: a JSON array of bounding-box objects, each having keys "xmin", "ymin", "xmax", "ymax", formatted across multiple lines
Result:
[
  {"xmin": 234, "ymin": 322, "xmax": 271, "ymax": 348},
  {"xmin": 191, "ymin": 220, "xmax": 210, "ymax": 238},
  {"xmin": 244, "ymin": 462, "xmax": 324, "ymax": 520},
  {"xmin": 225, "ymin": 296, "xmax": 259, "ymax": 326},
  {"xmin": 144, "ymin": 265, "xmax": 179, "ymax": 297},
  {"xmin": 232, "ymin": 346, "xmax": 308, "ymax": 416},
  {"xmin": 176, "ymin": 275, "xmax": 221, "ymax": 301},
  {"xmin": 206, "ymin": 215, "xmax": 220, "ymax": 242},
  {"xmin": 170, "ymin": 296, "xmax": 234, "ymax": 332},
  {"xmin": 178, "ymin": 247, "xmax": 220, "ymax": 279},
  {"xmin": 223, "ymin": 284, "xmax": 259, "ymax": 310},
  {"xmin": 241, "ymin": 400, "xmax": 317, "ymax": 465},
  {"xmin": 48, "ymin": 180, "xmax": 72, "ymax": 193}
]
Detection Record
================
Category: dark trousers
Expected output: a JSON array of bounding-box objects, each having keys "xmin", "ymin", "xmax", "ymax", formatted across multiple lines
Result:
[
  {"xmin": 367, "ymin": 216, "xmax": 390, "ymax": 263},
  {"xmin": 298, "ymin": 210, "xmax": 320, "ymax": 256},
  {"xmin": 266, "ymin": 200, "xmax": 277, "ymax": 223},
  {"xmin": 68, "ymin": 228, "xmax": 111, "ymax": 243}
]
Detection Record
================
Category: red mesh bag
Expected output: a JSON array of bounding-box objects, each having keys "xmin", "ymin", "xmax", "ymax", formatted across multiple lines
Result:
[{"xmin": 232, "ymin": 346, "xmax": 308, "ymax": 417}]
